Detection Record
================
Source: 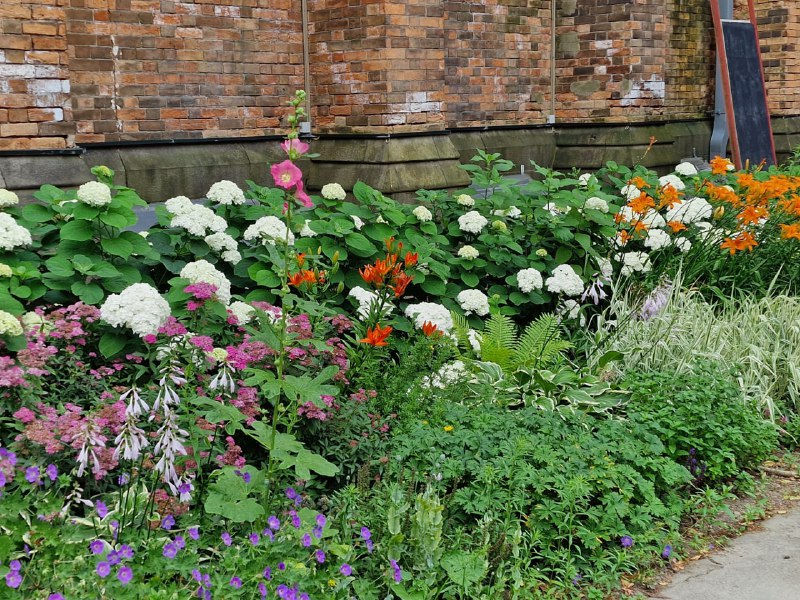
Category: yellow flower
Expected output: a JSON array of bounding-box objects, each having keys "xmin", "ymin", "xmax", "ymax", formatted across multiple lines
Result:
[
  {"xmin": 0, "ymin": 263, "xmax": 12, "ymax": 278},
  {"xmin": 422, "ymin": 420, "xmax": 429, "ymax": 425},
  {"xmin": 328, "ymin": 579, "xmax": 336, "ymax": 587},
  {"xmin": 443, "ymin": 425, "xmax": 454, "ymax": 432},
  {"xmin": 535, "ymin": 248, "xmax": 548, "ymax": 257}
]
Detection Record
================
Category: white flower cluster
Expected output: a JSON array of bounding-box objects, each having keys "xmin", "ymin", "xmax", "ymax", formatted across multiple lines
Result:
[
  {"xmin": 458, "ymin": 211, "xmax": 488, "ymax": 234},
  {"xmin": 617, "ymin": 206, "xmax": 666, "ymax": 228},
  {"xmin": 421, "ymin": 360, "xmax": 467, "ymax": 389},
  {"xmin": 0, "ymin": 189, "xmax": 19, "ymax": 208},
  {"xmin": 100, "ymin": 283, "xmax": 171, "ymax": 336},
  {"xmin": 180, "ymin": 259, "xmax": 232, "ymax": 305},
  {"xmin": 578, "ymin": 173, "xmax": 594, "ymax": 186},
  {"xmin": 456, "ymin": 194, "xmax": 475, "ymax": 207},
  {"xmin": 620, "ymin": 185, "xmax": 641, "ymax": 201},
  {"xmin": 644, "ymin": 229, "xmax": 671, "ymax": 251},
  {"xmin": 166, "ymin": 196, "xmax": 227, "ymax": 237},
  {"xmin": 675, "ymin": 161, "xmax": 698, "ymax": 176},
  {"xmin": 545, "ymin": 265, "xmax": 584, "ymax": 296},
  {"xmin": 0, "ymin": 310, "xmax": 22, "ymax": 337},
  {"xmin": 556, "ymin": 299, "xmax": 582, "ymax": 322},
  {"xmin": 658, "ymin": 174, "xmax": 685, "ymax": 191},
  {"xmin": 412, "ymin": 206, "xmax": 433, "ymax": 222},
  {"xmin": 300, "ymin": 220, "xmax": 316, "ymax": 237},
  {"xmin": 457, "ymin": 245, "xmax": 479, "ymax": 260},
  {"xmin": 467, "ymin": 329, "xmax": 482, "ymax": 355},
  {"xmin": 674, "ymin": 238, "xmax": 692, "ymax": 253},
  {"xmin": 517, "ymin": 268, "xmax": 543, "ymax": 293},
  {"xmin": 0, "ymin": 213, "xmax": 32, "ymax": 251},
  {"xmin": 244, "ymin": 215, "xmax": 295, "ymax": 246},
  {"xmin": 542, "ymin": 202, "xmax": 565, "ymax": 216},
  {"xmin": 204, "ymin": 232, "xmax": 241, "ymax": 265},
  {"xmin": 492, "ymin": 206, "xmax": 521, "ymax": 219},
  {"xmin": 228, "ymin": 301, "xmax": 255, "ymax": 325},
  {"xmin": 77, "ymin": 181, "xmax": 112, "ymax": 207},
  {"xmin": 456, "ymin": 289, "xmax": 490, "ymax": 316},
  {"xmin": 665, "ymin": 197, "xmax": 712, "ymax": 224},
  {"xmin": 351, "ymin": 215, "xmax": 364, "ymax": 230},
  {"xmin": 584, "ymin": 197, "xmax": 609, "ymax": 213},
  {"xmin": 207, "ymin": 180, "xmax": 245, "ymax": 205},
  {"xmin": 404, "ymin": 302, "xmax": 453, "ymax": 334},
  {"xmin": 349, "ymin": 286, "xmax": 392, "ymax": 319},
  {"xmin": 321, "ymin": 183, "xmax": 346, "ymax": 201},
  {"xmin": 616, "ymin": 251, "xmax": 652, "ymax": 276}
]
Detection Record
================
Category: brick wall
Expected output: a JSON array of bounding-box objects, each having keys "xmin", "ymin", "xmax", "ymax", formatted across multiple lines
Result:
[
  {"xmin": 0, "ymin": 0, "xmax": 72, "ymax": 150},
  {"xmin": 1, "ymin": 0, "xmax": 799, "ymax": 150}
]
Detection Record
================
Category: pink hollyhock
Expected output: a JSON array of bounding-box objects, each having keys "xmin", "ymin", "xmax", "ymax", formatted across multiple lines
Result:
[
  {"xmin": 294, "ymin": 180, "xmax": 314, "ymax": 209},
  {"xmin": 271, "ymin": 160, "xmax": 303, "ymax": 190},
  {"xmin": 281, "ymin": 138, "xmax": 310, "ymax": 159}
]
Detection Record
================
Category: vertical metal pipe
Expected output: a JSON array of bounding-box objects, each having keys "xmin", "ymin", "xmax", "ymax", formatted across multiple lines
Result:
[
  {"xmin": 549, "ymin": 0, "xmax": 556, "ymax": 124},
  {"xmin": 710, "ymin": 0, "xmax": 734, "ymax": 159},
  {"xmin": 301, "ymin": 0, "xmax": 312, "ymax": 131}
]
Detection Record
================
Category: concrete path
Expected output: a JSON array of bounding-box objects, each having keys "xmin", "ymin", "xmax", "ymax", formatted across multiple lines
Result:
[{"xmin": 655, "ymin": 510, "xmax": 800, "ymax": 599}]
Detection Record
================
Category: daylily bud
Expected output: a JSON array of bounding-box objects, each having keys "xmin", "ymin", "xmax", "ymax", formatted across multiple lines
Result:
[{"xmin": 713, "ymin": 206, "xmax": 725, "ymax": 220}]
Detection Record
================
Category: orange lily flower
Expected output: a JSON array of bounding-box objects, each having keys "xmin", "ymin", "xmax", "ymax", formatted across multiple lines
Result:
[
  {"xmin": 780, "ymin": 223, "xmax": 800, "ymax": 240},
  {"xmin": 720, "ymin": 231, "xmax": 758, "ymax": 255},
  {"xmin": 421, "ymin": 321, "xmax": 441, "ymax": 337},
  {"xmin": 404, "ymin": 252, "xmax": 418, "ymax": 268},
  {"xmin": 360, "ymin": 324, "xmax": 392, "ymax": 347},
  {"xmin": 710, "ymin": 156, "xmax": 734, "ymax": 175},
  {"xmin": 628, "ymin": 194, "xmax": 655, "ymax": 214},
  {"xmin": 391, "ymin": 272, "xmax": 413, "ymax": 298},
  {"xmin": 667, "ymin": 220, "xmax": 687, "ymax": 233}
]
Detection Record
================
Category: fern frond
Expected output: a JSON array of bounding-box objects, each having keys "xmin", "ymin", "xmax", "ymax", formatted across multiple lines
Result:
[
  {"xmin": 514, "ymin": 314, "xmax": 572, "ymax": 369},
  {"xmin": 449, "ymin": 310, "xmax": 473, "ymax": 355},
  {"xmin": 481, "ymin": 313, "xmax": 517, "ymax": 371}
]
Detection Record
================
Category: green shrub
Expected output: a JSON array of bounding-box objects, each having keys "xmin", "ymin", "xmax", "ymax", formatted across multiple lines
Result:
[{"xmin": 625, "ymin": 361, "xmax": 778, "ymax": 484}]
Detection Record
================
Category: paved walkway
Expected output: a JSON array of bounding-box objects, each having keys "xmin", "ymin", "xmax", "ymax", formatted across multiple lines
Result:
[{"xmin": 655, "ymin": 509, "xmax": 800, "ymax": 599}]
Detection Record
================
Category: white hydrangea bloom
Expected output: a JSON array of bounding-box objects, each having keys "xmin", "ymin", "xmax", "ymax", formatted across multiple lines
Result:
[
  {"xmin": 351, "ymin": 215, "xmax": 364, "ymax": 230},
  {"xmin": 244, "ymin": 215, "xmax": 295, "ymax": 246},
  {"xmin": 545, "ymin": 264, "xmax": 584, "ymax": 297},
  {"xmin": 0, "ymin": 310, "xmax": 22, "ymax": 337},
  {"xmin": 21, "ymin": 311, "xmax": 48, "ymax": 334},
  {"xmin": 556, "ymin": 299, "xmax": 582, "ymax": 321},
  {"xmin": 644, "ymin": 228, "xmax": 671, "ymax": 251},
  {"xmin": 421, "ymin": 360, "xmax": 467, "ymax": 389},
  {"xmin": 100, "ymin": 283, "xmax": 171, "ymax": 337},
  {"xmin": 467, "ymin": 329, "xmax": 482, "ymax": 355},
  {"xmin": 675, "ymin": 161, "xmax": 698, "ymax": 176},
  {"xmin": 596, "ymin": 257, "xmax": 613, "ymax": 280},
  {"xmin": 674, "ymin": 237, "xmax": 692, "ymax": 253},
  {"xmin": 0, "ymin": 213, "xmax": 32, "ymax": 251},
  {"xmin": 666, "ymin": 197, "xmax": 712, "ymax": 224},
  {"xmin": 584, "ymin": 197, "xmax": 609, "ymax": 213},
  {"xmin": 229, "ymin": 301, "xmax": 255, "ymax": 325},
  {"xmin": 180, "ymin": 259, "xmax": 232, "ymax": 305},
  {"xmin": 0, "ymin": 263, "xmax": 11, "ymax": 278},
  {"xmin": 620, "ymin": 185, "xmax": 642, "ymax": 201},
  {"xmin": 616, "ymin": 251, "xmax": 652, "ymax": 276},
  {"xmin": 321, "ymin": 183, "xmax": 346, "ymax": 201},
  {"xmin": 0, "ymin": 189, "xmax": 19, "ymax": 208},
  {"xmin": 299, "ymin": 220, "xmax": 317, "ymax": 237},
  {"xmin": 456, "ymin": 194, "xmax": 475, "ymax": 207},
  {"xmin": 165, "ymin": 196, "xmax": 194, "ymax": 216},
  {"xmin": 492, "ymin": 206, "xmax": 521, "ymax": 219},
  {"xmin": 456, "ymin": 289, "xmax": 490, "ymax": 316},
  {"xmin": 77, "ymin": 181, "xmax": 112, "ymax": 207},
  {"xmin": 349, "ymin": 286, "xmax": 392, "ymax": 319},
  {"xmin": 542, "ymin": 202, "xmax": 564, "ymax": 216},
  {"xmin": 404, "ymin": 302, "xmax": 453, "ymax": 334},
  {"xmin": 412, "ymin": 206, "xmax": 433, "ymax": 222},
  {"xmin": 458, "ymin": 211, "xmax": 488, "ymax": 234},
  {"xmin": 208, "ymin": 216, "xmax": 227, "ymax": 233},
  {"xmin": 517, "ymin": 268, "xmax": 543, "ymax": 293},
  {"xmin": 207, "ymin": 180, "xmax": 245, "ymax": 205},
  {"xmin": 658, "ymin": 174, "xmax": 686, "ymax": 191},
  {"xmin": 577, "ymin": 173, "xmax": 593, "ymax": 186},
  {"xmin": 616, "ymin": 206, "xmax": 665, "ymax": 228},
  {"xmin": 204, "ymin": 232, "xmax": 240, "ymax": 265},
  {"xmin": 458, "ymin": 245, "xmax": 479, "ymax": 260}
]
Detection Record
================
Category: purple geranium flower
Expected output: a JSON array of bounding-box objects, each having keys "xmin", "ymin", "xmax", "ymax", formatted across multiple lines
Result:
[
  {"xmin": 267, "ymin": 515, "xmax": 280, "ymax": 530},
  {"xmin": 162, "ymin": 542, "xmax": 178, "ymax": 559},
  {"xmin": 5, "ymin": 571, "xmax": 22, "ymax": 589},
  {"xmin": 340, "ymin": 563, "xmax": 352, "ymax": 576},
  {"xmin": 107, "ymin": 550, "xmax": 121, "ymax": 566},
  {"xmin": 95, "ymin": 500, "xmax": 108, "ymax": 519},
  {"xmin": 263, "ymin": 566, "xmax": 272, "ymax": 580},
  {"xmin": 621, "ymin": 535, "xmax": 634, "ymax": 548},
  {"xmin": 315, "ymin": 549, "xmax": 326, "ymax": 564},
  {"xmin": 25, "ymin": 466, "xmax": 40, "ymax": 484},
  {"xmin": 662, "ymin": 545, "xmax": 672, "ymax": 558},
  {"xmin": 302, "ymin": 533, "xmax": 312, "ymax": 547},
  {"xmin": 389, "ymin": 559, "xmax": 402, "ymax": 583},
  {"xmin": 188, "ymin": 526, "xmax": 200, "ymax": 540},
  {"xmin": 96, "ymin": 562, "xmax": 111, "ymax": 578},
  {"xmin": 46, "ymin": 464, "xmax": 58, "ymax": 481},
  {"xmin": 249, "ymin": 532, "xmax": 260, "ymax": 546},
  {"xmin": 89, "ymin": 540, "xmax": 105, "ymax": 555},
  {"xmin": 118, "ymin": 544, "xmax": 134, "ymax": 559},
  {"xmin": 161, "ymin": 515, "xmax": 175, "ymax": 530},
  {"xmin": 230, "ymin": 576, "xmax": 242, "ymax": 589},
  {"xmin": 117, "ymin": 565, "xmax": 133, "ymax": 585},
  {"xmin": 48, "ymin": 595, "xmax": 64, "ymax": 600},
  {"xmin": 221, "ymin": 532, "xmax": 232, "ymax": 546}
]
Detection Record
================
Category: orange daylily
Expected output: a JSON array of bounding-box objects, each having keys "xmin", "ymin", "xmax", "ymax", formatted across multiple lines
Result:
[
  {"xmin": 629, "ymin": 176, "xmax": 649, "ymax": 190},
  {"xmin": 666, "ymin": 220, "xmax": 687, "ymax": 233},
  {"xmin": 288, "ymin": 269, "xmax": 323, "ymax": 287},
  {"xmin": 296, "ymin": 252, "xmax": 306, "ymax": 267},
  {"xmin": 628, "ymin": 193, "xmax": 655, "ymax": 214},
  {"xmin": 404, "ymin": 252, "xmax": 418, "ymax": 268},
  {"xmin": 360, "ymin": 324, "xmax": 393, "ymax": 347},
  {"xmin": 720, "ymin": 231, "xmax": 758, "ymax": 255},
  {"xmin": 391, "ymin": 272, "xmax": 413, "ymax": 298},
  {"xmin": 780, "ymin": 223, "xmax": 800, "ymax": 240},
  {"xmin": 657, "ymin": 184, "xmax": 682, "ymax": 210},
  {"xmin": 710, "ymin": 156, "xmax": 734, "ymax": 175},
  {"xmin": 617, "ymin": 230, "xmax": 631, "ymax": 245},
  {"xmin": 736, "ymin": 205, "xmax": 769, "ymax": 226},
  {"xmin": 421, "ymin": 321, "xmax": 441, "ymax": 337}
]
